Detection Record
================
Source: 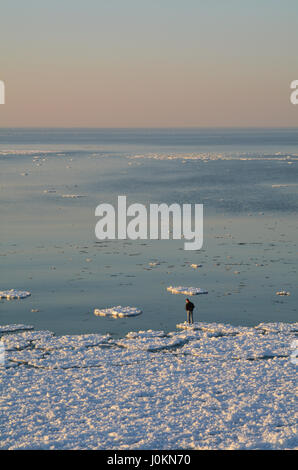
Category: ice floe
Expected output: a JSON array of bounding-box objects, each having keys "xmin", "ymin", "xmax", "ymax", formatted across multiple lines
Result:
[
  {"xmin": 179, "ymin": 332, "xmax": 293, "ymax": 361},
  {"xmin": 7, "ymin": 344, "xmax": 151, "ymax": 370},
  {"xmin": 94, "ymin": 306, "xmax": 142, "ymax": 318},
  {"xmin": 61, "ymin": 194, "xmax": 85, "ymax": 198},
  {"xmin": 1, "ymin": 322, "xmax": 297, "ymax": 450},
  {"xmin": 0, "ymin": 289, "xmax": 31, "ymax": 300},
  {"xmin": 0, "ymin": 324, "xmax": 34, "ymax": 334},
  {"xmin": 128, "ymin": 151, "xmax": 298, "ymax": 163},
  {"xmin": 33, "ymin": 333, "xmax": 112, "ymax": 351},
  {"xmin": 176, "ymin": 321, "xmax": 253, "ymax": 336},
  {"xmin": 1, "ymin": 330, "xmax": 54, "ymax": 351},
  {"xmin": 167, "ymin": 286, "xmax": 208, "ymax": 295},
  {"xmin": 254, "ymin": 322, "xmax": 298, "ymax": 334},
  {"xmin": 0, "ymin": 150, "xmax": 56, "ymax": 156},
  {"xmin": 117, "ymin": 330, "xmax": 187, "ymax": 352}
]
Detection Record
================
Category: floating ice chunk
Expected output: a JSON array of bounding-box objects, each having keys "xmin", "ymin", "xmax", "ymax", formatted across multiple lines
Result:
[
  {"xmin": 276, "ymin": 291, "xmax": 290, "ymax": 296},
  {"xmin": 0, "ymin": 289, "xmax": 31, "ymax": 300},
  {"xmin": 94, "ymin": 306, "xmax": 142, "ymax": 318},
  {"xmin": 167, "ymin": 286, "xmax": 208, "ymax": 295},
  {"xmin": 61, "ymin": 194, "xmax": 85, "ymax": 198}
]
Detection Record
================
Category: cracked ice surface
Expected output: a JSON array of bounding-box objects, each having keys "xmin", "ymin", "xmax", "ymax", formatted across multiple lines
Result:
[
  {"xmin": 255, "ymin": 322, "xmax": 298, "ymax": 334},
  {"xmin": 1, "ymin": 322, "xmax": 297, "ymax": 450},
  {"xmin": 117, "ymin": 332, "xmax": 187, "ymax": 352},
  {"xmin": 176, "ymin": 321, "xmax": 253, "ymax": 335},
  {"xmin": 1, "ymin": 330, "xmax": 54, "ymax": 351},
  {"xmin": 0, "ymin": 324, "xmax": 34, "ymax": 334},
  {"xmin": 179, "ymin": 333, "xmax": 294, "ymax": 361}
]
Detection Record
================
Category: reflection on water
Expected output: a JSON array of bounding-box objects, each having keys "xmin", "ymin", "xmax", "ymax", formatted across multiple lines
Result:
[{"xmin": 0, "ymin": 128, "xmax": 297, "ymax": 336}]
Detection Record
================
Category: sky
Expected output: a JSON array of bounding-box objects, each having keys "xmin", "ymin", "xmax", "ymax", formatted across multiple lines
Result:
[{"xmin": 0, "ymin": 0, "xmax": 297, "ymax": 127}]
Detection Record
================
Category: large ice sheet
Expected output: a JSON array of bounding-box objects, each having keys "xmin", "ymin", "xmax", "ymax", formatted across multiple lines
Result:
[
  {"xmin": 180, "ymin": 332, "xmax": 293, "ymax": 361},
  {"xmin": 7, "ymin": 345, "xmax": 151, "ymax": 369},
  {"xmin": 128, "ymin": 152, "xmax": 298, "ymax": 162},
  {"xmin": 33, "ymin": 333, "xmax": 112, "ymax": 351},
  {"xmin": 1, "ymin": 322, "xmax": 297, "ymax": 450},
  {"xmin": 0, "ymin": 289, "xmax": 31, "ymax": 300},
  {"xmin": 176, "ymin": 321, "xmax": 252, "ymax": 335},
  {"xmin": 255, "ymin": 322, "xmax": 298, "ymax": 334},
  {"xmin": 1, "ymin": 330, "xmax": 54, "ymax": 351}
]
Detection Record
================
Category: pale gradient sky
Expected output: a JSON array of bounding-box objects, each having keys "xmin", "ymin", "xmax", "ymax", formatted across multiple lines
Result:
[{"xmin": 0, "ymin": 0, "xmax": 297, "ymax": 127}]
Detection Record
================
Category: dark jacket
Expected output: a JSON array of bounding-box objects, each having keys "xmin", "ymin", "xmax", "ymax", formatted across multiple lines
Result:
[{"xmin": 185, "ymin": 301, "xmax": 195, "ymax": 312}]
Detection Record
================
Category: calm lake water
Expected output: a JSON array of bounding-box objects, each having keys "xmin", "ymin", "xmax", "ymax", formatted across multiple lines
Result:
[{"xmin": 0, "ymin": 128, "xmax": 297, "ymax": 337}]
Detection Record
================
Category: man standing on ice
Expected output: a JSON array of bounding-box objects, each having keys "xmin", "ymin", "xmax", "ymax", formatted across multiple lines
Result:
[{"xmin": 185, "ymin": 298, "xmax": 195, "ymax": 324}]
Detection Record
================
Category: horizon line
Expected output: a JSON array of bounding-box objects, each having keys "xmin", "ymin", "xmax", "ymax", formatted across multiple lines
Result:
[{"xmin": 0, "ymin": 126, "xmax": 297, "ymax": 130}]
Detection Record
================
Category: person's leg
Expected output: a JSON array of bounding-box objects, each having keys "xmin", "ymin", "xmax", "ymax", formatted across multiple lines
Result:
[
  {"xmin": 187, "ymin": 310, "xmax": 190, "ymax": 324},
  {"xmin": 190, "ymin": 311, "xmax": 193, "ymax": 324}
]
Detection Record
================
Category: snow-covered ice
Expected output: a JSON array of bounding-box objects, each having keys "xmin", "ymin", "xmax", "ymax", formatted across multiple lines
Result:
[
  {"xmin": 1, "ymin": 322, "xmax": 297, "ymax": 450},
  {"xmin": 33, "ymin": 333, "xmax": 111, "ymax": 351},
  {"xmin": 117, "ymin": 330, "xmax": 187, "ymax": 352},
  {"xmin": 1, "ymin": 330, "xmax": 54, "ymax": 351},
  {"xmin": 167, "ymin": 286, "xmax": 208, "ymax": 295},
  {"xmin": 0, "ymin": 290, "xmax": 31, "ymax": 300},
  {"xmin": 0, "ymin": 324, "xmax": 34, "ymax": 334},
  {"xmin": 176, "ymin": 321, "xmax": 252, "ymax": 336},
  {"xmin": 254, "ymin": 322, "xmax": 298, "ymax": 334},
  {"xmin": 94, "ymin": 306, "xmax": 142, "ymax": 318}
]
